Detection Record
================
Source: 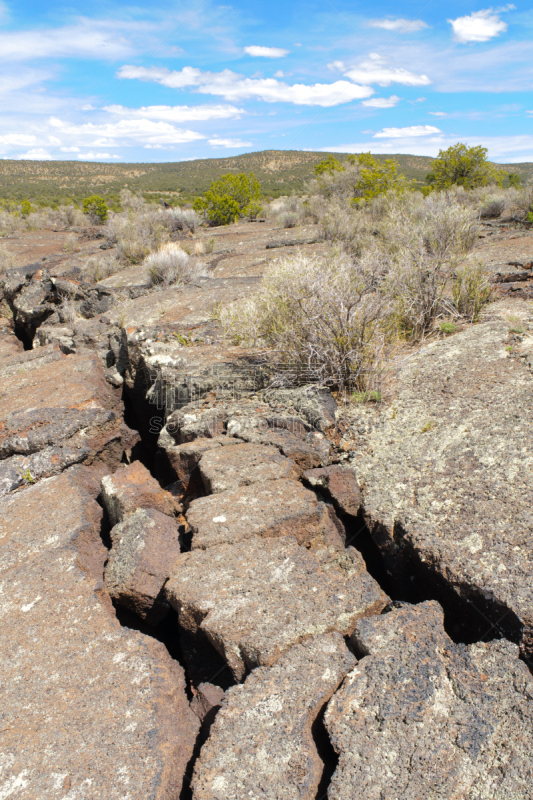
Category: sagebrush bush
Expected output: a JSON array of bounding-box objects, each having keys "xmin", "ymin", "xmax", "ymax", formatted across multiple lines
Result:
[
  {"xmin": 106, "ymin": 211, "xmax": 169, "ymax": 263},
  {"xmin": 479, "ymin": 198, "xmax": 505, "ymax": 219},
  {"xmin": 452, "ymin": 260, "xmax": 493, "ymax": 321},
  {"xmin": 82, "ymin": 254, "xmax": 120, "ymax": 283},
  {"xmin": 63, "ymin": 233, "xmax": 79, "ymax": 253},
  {"xmin": 145, "ymin": 243, "xmax": 203, "ymax": 287},
  {"xmin": 221, "ymin": 251, "xmax": 386, "ymax": 391}
]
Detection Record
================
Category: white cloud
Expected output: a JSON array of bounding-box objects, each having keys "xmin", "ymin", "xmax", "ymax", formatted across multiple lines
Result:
[
  {"xmin": 117, "ymin": 64, "xmax": 374, "ymax": 106},
  {"xmin": 368, "ymin": 18, "xmax": 429, "ymax": 32},
  {"xmin": 0, "ymin": 19, "xmax": 140, "ymax": 61},
  {"xmin": 77, "ymin": 152, "xmax": 121, "ymax": 159},
  {"xmin": 316, "ymin": 133, "xmax": 533, "ymax": 161},
  {"xmin": 362, "ymin": 95, "xmax": 400, "ymax": 108},
  {"xmin": 60, "ymin": 146, "xmax": 80, "ymax": 152},
  {"xmin": 244, "ymin": 46, "xmax": 289, "ymax": 58},
  {"xmin": 274, "ymin": 70, "xmax": 284, "ymax": 78},
  {"xmin": 104, "ymin": 103, "xmax": 244, "ymax": 122},
  {"xmin": 373, "ymin": 125, "xmax": 441, "ymax": 138},
  {"xmin": 429, "ymin": 111, "xmax": 447, "ymax": 117},
  {"xmin": 208, "ymin": 137, "xmax": 253, "ymax": 147},
  {"xmin": 2, "ymin": 133, "xmax": 37, "ymax": 146},
  {"xmin": 17, "ymin": 148, "xmax": 53, "ymax": 160},
  {"xmin": 449, "ymin": 7, "xmax": 514, "ymax": 44},
  {"xmin": 342, "ymin": 54, "xmax": 431, "ymax": 87}
]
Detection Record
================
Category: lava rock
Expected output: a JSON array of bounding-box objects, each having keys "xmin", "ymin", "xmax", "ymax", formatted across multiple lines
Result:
[
  {"xmin": 187, "ymin": 478, "xmax": 343, "ymax": 551},
  {"xmin": 198, "ymin": 443, "xmax": 299, "ymax": 494},
  {"xmin": 101, "ymin": 460, "xmax": 182, "ymax": 526},
  {"xmin": 165, "ymin": 535, "xmax": 389, "ymax": 680},
  {"xmin": 105, "ymin": 507, "xmax": 181, "ymax": 622},
  {"xmin": 192, "ymin": 633, "xmax": 355, "ymax": 800},
  {"xmin": 303, "ymin": 465, "xmax": 362, "ymax": 517}
]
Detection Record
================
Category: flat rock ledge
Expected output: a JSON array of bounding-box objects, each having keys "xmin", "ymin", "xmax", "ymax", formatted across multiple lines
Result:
[
  {"xmin": 165, "ymin": 535, "xmax": 388, "ymax": 681},
  {"xmin": 192, "ymin": 632, "xmax": 355, "ymax": 800},
  {"xmin": 187, "ymin": 478, "xmax": 342, "ymax": 551},
  {"xmin": 325, "ymin": 601, "xmax": 533, "ymax": 800}
]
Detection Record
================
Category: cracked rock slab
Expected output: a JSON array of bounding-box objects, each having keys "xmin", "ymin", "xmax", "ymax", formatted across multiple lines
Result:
[
  {"xmin": 165, "ymin": 535, "xmax": 388, "ymax": 680},
  {"xmin": 163, "ymin": 435, "xmax": 241, "ymax": 493},
  {"xmin": 352, "ymin": 316, "xmax": 533, "ymax": 654},
  {"xmin": 325, "ymin": 601, "xmax": 533, "ymax": 800},
  {"xmin": 0, "ymin": 469, "xmax": 199, "ymax": 799},
  {"xmin": 198, "ymin": 442, "xmax": 299, "ymax": 493},
  {"xmin": 192, "ymin": 633, "xmax": 355, "ymax": 800},
  {"xmin": 105, "ymin": 507, "xmax": 181, "ymax": 622},
  {"xmin": 187, "ymin": 478, "xmax": 343, "ymax": 551},
  {"xmin": 101, "ymin": 460, "xmax": 182, "ymax": 525}
]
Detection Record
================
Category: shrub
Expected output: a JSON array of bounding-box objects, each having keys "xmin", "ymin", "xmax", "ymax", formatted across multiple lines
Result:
[
  {"xmin": 20, "ymin": 200, "xmax": 34, "ymax": 218},
  {"xmin": 63, "ymin": 233, "xmax": 79, "ymax": 253},
  {"xmin": 311, "ymin": 153, "xmax": 409, "ymax": 205},
  {"xmin": 479, "ymin": 198, "xmax": 505, "ymax": 219},
  {"xmin": 82, "ymin": 254, "xmax": 121, "ymax": 283},
  {"xmin": 194, "ymin": 172, "xmax": 261, "ymax": 225},
  {"xmin": 162, "ymin": 207, "xmax": 200, "ymax": 234},
  {"xmin": 83, "ymin": 195, "xmax": 108, "ymax": 224},
  {"xmin": 508, "ymin": 173, "xmax": 521, "ymax": 188},
  {"xmin": 145, "ymin": 243, "xmax": 203, "ymax": 287},
  {"xmin": 106, "ymin": 211, "xmax": 168, "ymax": 263},
  {"xmin": 452, "ymin": 260, "xmax": 492, "ymax": 321},
  {"xmin": 220, "ymin": 251, "xmax": 385, "ymax": 392},
  {"xmin": 382, "ymin": 193, "xmax": 480, "ymax": 339},
  {"xmin": 426, "ymin": 143, "xmax": 503, "ymax": 190}
]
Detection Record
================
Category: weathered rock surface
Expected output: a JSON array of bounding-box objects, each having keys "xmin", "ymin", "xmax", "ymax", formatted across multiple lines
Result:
[
  {"xmin": 105, "ymin": 507, "xmax": 181, "ymax": 622},
  {"xmin": 0, "ymin": 348, "xmax": 137, "ymax": 492},
  {"xmin": 198, "ymin": 442, "xmax": 299, "ymax": 493},
  {"xmin": 187, "ymin": 478, "xmax": 342, "ymax": 550},
  {"xmin": 0, "ymin": 469, "xmax": 199, "ymax": 799},
  {"xmin": 238, "ymin": 426, "xmax": 332, "ymax": 469},
  {"xmin": 325, "ymin": 601, "xmax": 533, "ymax": 800},
  {"xmin": 101, "ymin": 460, "xmax": 182, "ymax": 525},
  {"xmin": 192, "ymin": 633, "xmax": 355, "ymax": 800},
  {"xmin": 166, "ymin": 535, "xmax": 388, "ymax": 680},
  {"xmin": 351, "ymin": 314, "xmax": 533, "ymax": 653},
  {"xmin": 163, "ymin": 435, "xmax": 241, "ymax": 493},
  {"xmin": 303, "ymin": 465, "xmax": 362, "ymax": 517}
]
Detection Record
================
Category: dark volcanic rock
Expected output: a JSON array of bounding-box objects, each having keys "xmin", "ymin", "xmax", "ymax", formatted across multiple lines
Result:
[
  {"xmin": 165, "ymin": 535, "xmax": 388, "ymax": 680},
  {"xmin": 325, "ymin": 601, "xmax": 533, "ymax": 800},
  {"xmin": 163, "ymin": 435, "xmax": 243, "ymax": 493},
  {"xmin": 192, "ymin": 633, "xmax": 355, "ymax": 800},
  {"xmin": 101, "ymin": 460, "xmax": 182, "ymax": 526},
  {"xmin": 0, "ymin": 469, "xmax": 199, "ymax": 799},
  {"xmin": 105, "ymin": 507, "xmax": 181, "ymax": 622},
  {"xmin": 198, "ymin": 442, "xmax": 299, "ymax": 493},
  {"xmin": 187, "ymin": 478, "xmax": 342, "ymax": 550},
  {"xmin": 190, "ymin": 682, "xmax": 225, "ymax": 726}
]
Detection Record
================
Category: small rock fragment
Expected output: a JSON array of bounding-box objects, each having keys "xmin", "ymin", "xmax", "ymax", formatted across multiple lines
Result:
[
  {"xmin": 165, "ymin": 535, "xmax": 388, "ymax": 680},
  {"xmin": 303, "ymin": 465, "xmax": 362, "ymax": 517},
  {"xmin": 190, "ymin": 682, "xmax": 225, "ymax": 727},
  {"xmin": 101, "ymin": 460, "xmax": 182, "ymax": 525},
  {"xmin": 192, "ymin": 633, "xmax": 355, "ymax": 800},
  {"xmin": 187, "ymin": 478, "xmax": 342, "ymax": 550},
  {"xmin": 105, "ymin": 507, "xmax": 181, "ymax": 622}
]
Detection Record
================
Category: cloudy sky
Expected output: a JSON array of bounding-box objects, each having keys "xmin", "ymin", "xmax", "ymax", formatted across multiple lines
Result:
[{"xmin": 1, "ymin": 0, "xmax": 533, "ymax": 163}]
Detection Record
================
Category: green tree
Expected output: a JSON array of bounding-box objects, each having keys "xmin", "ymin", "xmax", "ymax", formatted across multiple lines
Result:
[
  {"xmin": 193, "ymin": 172, "xmax": 261, "ymax": 225},
  {"xmin": 351, "ymin": 153, "xmax": 410, "ymax": 203},
  {"xmin": 20, "ymin": 200, "xmax": 34, "ymax": 217},
  {"xmin": 426, "ymin": 143, "xmax": 502, "ymax": 190},
  {"xmin": 314, "ymin": 155, "xmax": 344, "ymax": 176},
  {"xmin": 508, "ymin": 173, "xmax": 521, "ymax": 188},
  {"xmin": 82, "ymin": 195, "xmax": 108, "ymax": 224}
]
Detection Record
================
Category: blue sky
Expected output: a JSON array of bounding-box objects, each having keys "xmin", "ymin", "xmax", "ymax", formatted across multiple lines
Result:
[{"xmin": 1, "ymin": 0, "xmax": 533, "ymax": 163}]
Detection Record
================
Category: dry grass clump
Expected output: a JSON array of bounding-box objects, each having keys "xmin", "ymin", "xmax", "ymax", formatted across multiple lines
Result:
[
  {"xmin": 63, "ymin": 232, "xmax": 80, "ymax": 253},
  {"xmin": 268, "ymin": 196, "xmax": 315, "ymax": 228},
  {"xmin": 221, "ymin": 251, "xmax": 385, "ymax": 391},
  {"xmin": 106, "ymin": 211, "xmax": 169, "ymax": 263},
  {"xmin": 145, "ymin": 243, "xmax": 204, "ymax": 287},
  {"xmin": 452, "ymin": 260, "xmax": 493, "ymax": 321},
  {"xmin": 82, "ymin": 254, "xmax": 121, "ymax": 283}
]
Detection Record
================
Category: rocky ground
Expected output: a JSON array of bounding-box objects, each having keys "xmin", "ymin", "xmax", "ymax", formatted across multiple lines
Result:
[{"xmin": 1, "ymin": 215, "xmax": 533, "ymax": 799}]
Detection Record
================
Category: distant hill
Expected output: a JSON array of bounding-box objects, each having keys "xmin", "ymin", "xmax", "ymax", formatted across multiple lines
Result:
[{"xmin": 0, "ymin": 150, "xmax": 530, "ymax": 207}]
